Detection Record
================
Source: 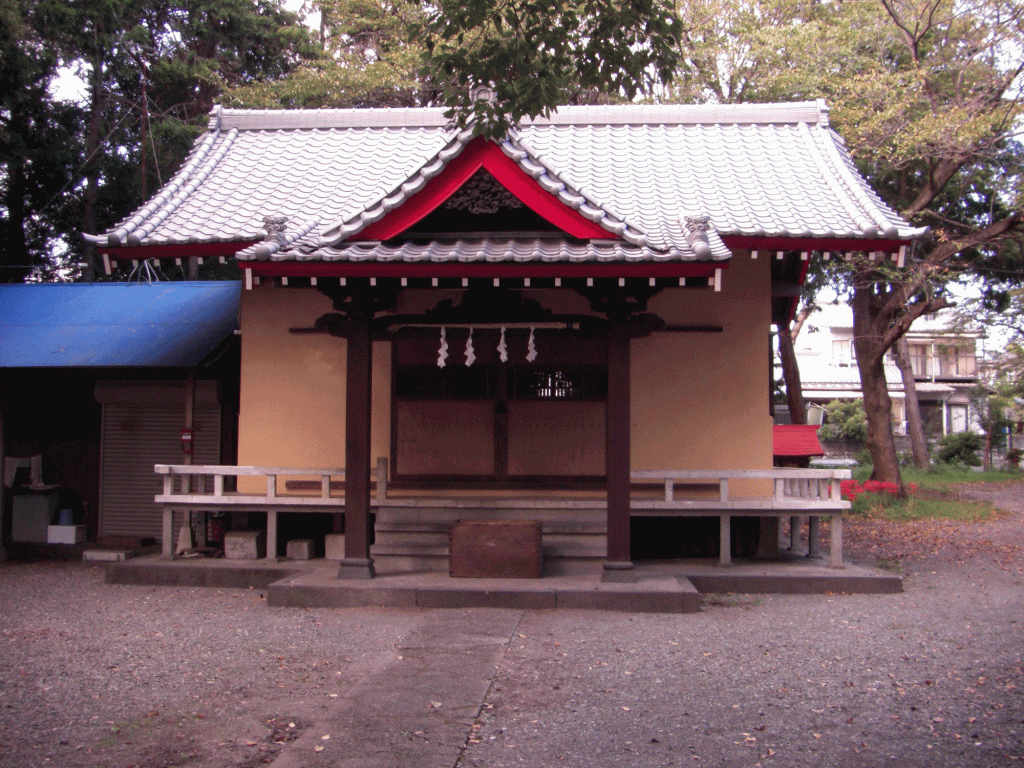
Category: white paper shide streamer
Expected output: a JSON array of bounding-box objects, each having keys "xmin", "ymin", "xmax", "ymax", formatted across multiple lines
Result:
[
  {"xmin": 526, "ymin": 326, "xmax": 538, "ymax": 362},
  {"xmin": 497, "ymin": 326, "xmax": 508, "ymax": 363},
  {"xmin": 465, "ymin": 327, "xmax": 476, "ymax": 367},
  {"xmin": 437, "ymin": 326, "xmax": 449, "ymax": 368}
]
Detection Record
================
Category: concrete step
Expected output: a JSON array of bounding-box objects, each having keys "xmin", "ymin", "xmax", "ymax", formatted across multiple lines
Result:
[{"xmin": 373, "ymin": 505, "xmax": 608, "ymax": 571}]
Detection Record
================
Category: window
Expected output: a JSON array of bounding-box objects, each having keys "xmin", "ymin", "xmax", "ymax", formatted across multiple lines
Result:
[
  {"xmin": 832, "ymin": 338, "xmax": 855, "ymax": 365},
  {"xmin": 509, "ymin": 368, "xmax": 606, "ymax": 399}
]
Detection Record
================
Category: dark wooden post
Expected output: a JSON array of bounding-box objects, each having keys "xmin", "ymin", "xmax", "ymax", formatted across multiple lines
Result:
[
  {"xmin": 338, "ymin": 317, "xmax": 375, "ymax": 579},
  {"xmin": 603, "ymin": 321, "xmax": 634, "ymax": 582}
]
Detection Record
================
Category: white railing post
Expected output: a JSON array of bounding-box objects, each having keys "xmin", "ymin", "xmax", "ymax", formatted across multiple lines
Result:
[{"xmin": 830, "ymin": 513, "xmax": 843, "ymax": 568}]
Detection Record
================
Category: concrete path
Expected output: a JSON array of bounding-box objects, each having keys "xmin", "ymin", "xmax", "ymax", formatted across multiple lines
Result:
[{"xmin": 269, "ymin": 609, "xmax": 522, "ymax": 768}]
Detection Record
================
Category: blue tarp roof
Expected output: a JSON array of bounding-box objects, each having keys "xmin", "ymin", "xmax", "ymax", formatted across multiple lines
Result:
[{"xmin": 0, "ymin": 282, "xmax": 241, "ymax": 368}]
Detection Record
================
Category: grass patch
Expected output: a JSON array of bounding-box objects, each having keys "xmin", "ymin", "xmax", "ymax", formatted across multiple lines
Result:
[
  {"xmin": 852, "ymin": 465, "xmax": 1023, "ymax": 485},
  {"xmin": 867, "ymin": 489, "xmax": 1002, "ymax": 523},
  {"xmin": 846, "ymin": 465, "xmax": 1018, "ymax": 523}
]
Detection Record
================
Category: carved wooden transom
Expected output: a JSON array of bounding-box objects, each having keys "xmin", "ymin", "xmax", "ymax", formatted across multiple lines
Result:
[{"xmin": 444, "ymin": 169, "xmax": 525, "ymax": 215}]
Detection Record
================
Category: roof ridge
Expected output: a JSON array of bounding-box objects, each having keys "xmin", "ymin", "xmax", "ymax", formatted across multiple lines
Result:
[{"xmin": 212, "ymin": 101, "xmax": 829, "ymax": 132}]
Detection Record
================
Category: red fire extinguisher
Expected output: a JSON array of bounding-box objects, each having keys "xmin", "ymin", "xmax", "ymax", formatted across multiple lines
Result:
[{"xmin": 181, "ymin": 427, "xmax": 194, "ymax": 455}]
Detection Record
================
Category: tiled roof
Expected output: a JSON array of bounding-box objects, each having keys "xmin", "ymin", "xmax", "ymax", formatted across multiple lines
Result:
[
  {"xmin": 256, "ymin": 236, "xmax": 731, "ymax": 264},
  {"xmin": 91, "ymin": 101, "xmax": 925, "ymax": 264}
]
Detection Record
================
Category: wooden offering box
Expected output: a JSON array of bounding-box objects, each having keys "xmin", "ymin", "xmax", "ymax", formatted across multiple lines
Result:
[{"xmin": 449, "ymin": 520, "xmax": 543, "ymax": 579}]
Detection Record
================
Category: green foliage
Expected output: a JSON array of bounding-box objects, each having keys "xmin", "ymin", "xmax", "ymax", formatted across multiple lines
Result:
[
  {"xmin": 417, "ymin": 0, "xmax": 683, "ymax": 137},
  {"xmin": 817, "ymin": 399, "xmax": 869, "ymax": 442},
  {"xmin": 0, "ymin": 0, "xmax": 88, "ymax": 281},
  {"xmin": 229, "ymin": 0, "xmax": 426, "ymax": 109},
  {"xmin": 669, "ymin": 0, "xmax": 1024, "ymax": 488},
  {"xmin": 848, "ymin": 486, "xmax": 906, "ymax": 517},
  {"xmin": 935, "ymin": 431, "xmax": 984, "ymax": 466},
  {"xmin": 2, "ymin": 0, "xmax": 319, "ymax": 280}
]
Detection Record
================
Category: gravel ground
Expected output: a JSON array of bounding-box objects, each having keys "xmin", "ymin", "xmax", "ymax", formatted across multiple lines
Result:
[{"xmin": 1, "ymin": 482, "xmax": 1022, "ymax": 768}]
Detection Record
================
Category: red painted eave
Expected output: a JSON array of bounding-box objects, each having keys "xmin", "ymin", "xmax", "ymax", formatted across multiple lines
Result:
[
  {"xmin": 355, "ymin": 137, "xmax": 615, "ymax": 242},
  {"xmin": 245, "ymin": 261, "xmax": 729, "ymax": 279}
]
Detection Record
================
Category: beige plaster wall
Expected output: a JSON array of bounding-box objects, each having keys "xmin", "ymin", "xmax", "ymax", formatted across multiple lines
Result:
[
  {"xmin": 236, "ymin": 284, "xmax": 392, "ymax": 489},
  {"xmin": 236, "ymin": 255, "xmax": 772, "ymax": 492},
  {"xmin": 632, "ymin": 253, "xmax": 774, "ymax": 477}
]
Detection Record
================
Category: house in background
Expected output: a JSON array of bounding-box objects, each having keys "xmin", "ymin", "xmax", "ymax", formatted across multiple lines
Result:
[
  {"xmin": 795, "ymin": 303, "xmax": 983, "ymax": 439},
  {"xmin": 84, "ymin": 101, "xmax": 924, "ymax": 577}
]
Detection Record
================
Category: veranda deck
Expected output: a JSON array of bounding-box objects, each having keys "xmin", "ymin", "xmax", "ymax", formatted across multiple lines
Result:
[{"xmin": 154, "ymin": 464, "xmax": 851, "ymax": 568}]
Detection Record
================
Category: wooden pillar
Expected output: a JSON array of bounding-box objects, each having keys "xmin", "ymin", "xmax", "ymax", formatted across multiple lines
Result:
[
  {"xmin": 338, "ymin": 317, "xmax": 375, "ymax": 579},
  {"xmin": 603, "ymin": 322, "xmax": 634, "ymax": 582}
]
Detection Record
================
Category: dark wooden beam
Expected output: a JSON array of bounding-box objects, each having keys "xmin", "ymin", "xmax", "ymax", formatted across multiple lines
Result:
[
  {"xmin": 603, "ymin": 321, "xmax": 634, "ymax": 582},
  {"xmin": 338, "ymin": 316, "xmax": 375, "ymax": 579}
]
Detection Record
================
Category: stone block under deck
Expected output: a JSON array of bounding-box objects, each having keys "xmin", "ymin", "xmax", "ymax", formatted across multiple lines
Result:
[
  {"xmin": 286, "ymin": 539, "xmax": 314, "ymax": 560},
  {"xmin": 224, "ymin": 530, "xmax": 265, "ymax": 560},
  {"xmin": 324, "ymin": 534, "xmax": 346, "ymax": 560}
]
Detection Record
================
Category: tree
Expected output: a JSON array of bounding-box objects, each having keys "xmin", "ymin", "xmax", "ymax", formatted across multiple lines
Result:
[
  {"xmin": 670, "ymin": 0, "xmax": 1024, "ymax": 490},
  {"xmin": 969, "ymin": 384, "xmax": 1012, "ymax": 468},
  {"xmin": 228, "ymin": 0, "xmax": 429, "ymax": 109},
  {"xmin": 894, "ymin": 337, "xmax": 930, "ymax": 469},
  {"xmin": 25, "ymin": 0, "xmax": 317, "ymax": 280},
  {"xmin": 416, "ymin": 0, "xmax": 683, "ymax": 137},
  {"xmin": 1, "ymin": 0, "xmax": 88, "ymax": 282},
  {"xmin": 817, "ymin": 399, "xmax": 869, "ymax": 443}
]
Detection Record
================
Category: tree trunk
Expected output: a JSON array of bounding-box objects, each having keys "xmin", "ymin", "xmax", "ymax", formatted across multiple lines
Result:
[
  {"xmin": 778, "ymin": 324, "xmax": 806, "ymax": 424},
  {"xmin": 983, "ymin": 429, "xmax": 993, "ymax": 471},
  {"xmin": 851, "ymin": 289, "xmax": 905, "ymax": 491},
  {"xmin": 81, "ymin": 52, "xmax": 105, "ymax": 283},
  {"xmin": 894, "ymin": 337, "xmax": 930, "ymax": 469}
]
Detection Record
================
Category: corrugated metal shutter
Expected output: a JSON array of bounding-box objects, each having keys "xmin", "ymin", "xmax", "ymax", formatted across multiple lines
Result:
[{"xmin": 97, "ymin": 383, "xmax": 220, "ymax": 541}]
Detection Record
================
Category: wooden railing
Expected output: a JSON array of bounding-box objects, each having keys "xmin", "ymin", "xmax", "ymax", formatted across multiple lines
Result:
[
  {"xmin": 154, "ymin": 464, "xmax": 850, "ymax": 566},
  {"xmin": 629, "ymin": 468, "xmax": 849, "ymax": 509},
  {"xmin": 629, "ymin": 469, "xmax": 851, "ymax": 566},
  {"xmin": 154, "ymin": 459, "xmax": 388, "ymax": 557}
]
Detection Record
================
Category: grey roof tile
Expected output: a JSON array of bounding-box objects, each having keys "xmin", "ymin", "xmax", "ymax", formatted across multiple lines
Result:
[
  {"xmin": 92, "ymin": 102, "xmax": 926, "ymax": 264},
  {"xmin": 274, "ymin": 237, "xmax": 727, "ymax": 264}
]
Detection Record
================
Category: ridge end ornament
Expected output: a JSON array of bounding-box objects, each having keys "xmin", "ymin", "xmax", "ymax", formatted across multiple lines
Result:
[
  {"xmin": 261, "ymin": 215, "xmax": 290, "ymax": 246},
  {"xmin": 680, "ymin": 213, "xmax": 713, "ymax": 259}
]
